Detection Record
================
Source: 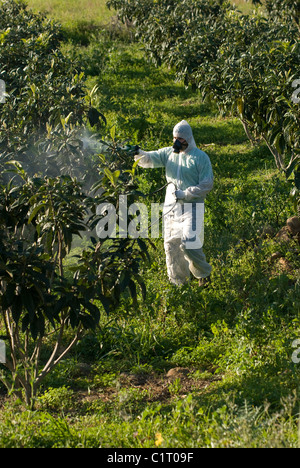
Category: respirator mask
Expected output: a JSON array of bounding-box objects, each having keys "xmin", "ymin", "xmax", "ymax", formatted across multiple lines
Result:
[{"xmin": 173, "ymin": 139, "xmax": 188, "ymax": 153}]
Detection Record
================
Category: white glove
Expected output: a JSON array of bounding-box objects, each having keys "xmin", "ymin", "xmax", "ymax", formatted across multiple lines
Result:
[
  {"xmin": 175, "ymin": 189, "xmax": 185, "ymax": 200},
  {"xmin": 134, "ymin": 148, "xmax": 146, "ymax": 162}
]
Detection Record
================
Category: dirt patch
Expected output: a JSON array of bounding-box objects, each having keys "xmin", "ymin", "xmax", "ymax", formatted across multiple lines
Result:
[
  {"xmin": 79, "ymin": 367, "xmax": 221, "ymax": 406},
  {"xmin": 0, "ymin": 368, "xmax": 221, "ymax": 410}
]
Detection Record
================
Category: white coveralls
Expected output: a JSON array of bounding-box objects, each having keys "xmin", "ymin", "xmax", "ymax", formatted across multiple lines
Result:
[{"xmin": 135, "ymin": 120, "xmax": 213, "ymax": 285}]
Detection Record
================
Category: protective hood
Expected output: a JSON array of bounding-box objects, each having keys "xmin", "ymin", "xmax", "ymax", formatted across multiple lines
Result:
[{"xmin": 173, "ymin": 120, "xmax": 197, "ymax": 152}]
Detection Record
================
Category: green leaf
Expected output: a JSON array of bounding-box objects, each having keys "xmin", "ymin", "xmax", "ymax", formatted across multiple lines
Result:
[
  {"xmin": 237, "ymin": 98, "xmax": 244, "ymax": 117},
  {"xmin": 112, "ymin": 170, "xmax": 120, "ymax": 186},
  {"xmin": 88, "ymin": 107, "xmax": 107, "ymax": 127},
  {"xmin": 135, "ymin": 275, "xmax": 147, "ymax": 301},
  {"xmin": 274, "ymin": 133, "xmax": 285, "ymax": 154},
  {"xmin": 30, "ymin": 84, "xmax": 37, "ymax": 95},
  {"xmin": 98, "ymin": 295, "xmax": 111, "ymax": 315},
  {"xmin": 28, "ymin": 203, "xmax": 46, "ymax": 224},
  {"xmin": 104, "ymin": 167, "xmax": 114, "ymax": 184},
  {"xmin": 22, "ymin": 314, "xmax": 30, "ymax": 333},
  {"xmin": 11, "ymin": 296, "xmax": 23, "ymax": 325},
  {"xmin": 23, "ymin": 291, "xmax": 36, "ymax": 321},
  {"xmin": 295, "ymin": 168, "xmax": 300, "ymax": 190},
  {"xmin": 128, "ymin": 279, "xmax": 137, "ymax": 299},
  {"xmin": 110, "ymin": 125, "xmax": 116, "ymax": 140},
  {"xmin": 286, "ymin": 158, "xmax": 299, "ymax": 179}
]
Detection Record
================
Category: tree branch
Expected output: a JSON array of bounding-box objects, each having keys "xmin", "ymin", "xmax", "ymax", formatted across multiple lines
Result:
[{"xmin": 35, "ymin": 327, "xmax": 82, "ymax": 387}]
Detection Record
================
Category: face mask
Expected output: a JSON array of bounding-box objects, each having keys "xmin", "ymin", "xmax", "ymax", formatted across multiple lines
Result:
[{"xmin": 173, "ymin": 139, "xmax": 188, "ymax": 153}]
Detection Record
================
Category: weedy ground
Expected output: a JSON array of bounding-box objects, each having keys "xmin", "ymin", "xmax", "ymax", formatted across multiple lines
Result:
[{"xmin": 0, "ymin": 0, "xmax": 299, "ymax": 448}]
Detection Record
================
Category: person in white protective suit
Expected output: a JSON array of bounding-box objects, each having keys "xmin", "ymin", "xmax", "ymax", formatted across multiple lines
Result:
[{"xmin": 134, "ymin": 120, "xmax": 214, "ymax": 286}]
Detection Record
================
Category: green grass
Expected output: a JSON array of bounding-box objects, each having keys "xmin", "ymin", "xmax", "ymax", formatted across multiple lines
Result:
[
  {"xmin": 231, "ymin": 0, "xmax": 258, "ymax": 13},
  {"xmin": 0, "ymin": 393, "xmax": 298, "ymax": 447},
  {"xmin": 0, "ymin": 0, "xmax": 299, "ymax": 448},
  {"xmin": 24, "ymin": 0, "xmax": 259, "ymax": 29},
  {"xmin": 25, "ymin": 0, "xmax": 114, "ymax": 27}
]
